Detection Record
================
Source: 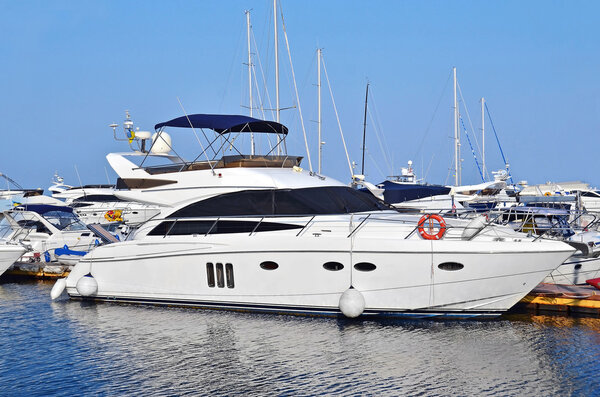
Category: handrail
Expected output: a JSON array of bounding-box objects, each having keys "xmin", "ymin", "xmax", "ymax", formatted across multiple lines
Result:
[
  {"xmin": 205, "ymin": 217, "xmax": 220, "ymax": 236},
  {"xmin": 296, "ymin": 215, "xmax": 315, "ymax": 237},
  {"xmin": 404, "ymin": 215, "xmax": 429, "ymax": 240},
  {"xmin": 164, "ymin": 219, "xmax": 177, "ymax": 238},
  {"xmin": 348, "ymin": 214, "xmax": 371, "ymax": 238},
  {"xmin": 466, "ymin": 211, "xmax": 505, "ymax": 241},
  {"xmin": 250, "ymin": 217, "xmax": 265, "ymax": 236}
]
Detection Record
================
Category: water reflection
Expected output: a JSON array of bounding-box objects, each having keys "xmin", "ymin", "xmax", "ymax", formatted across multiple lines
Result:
[{"xmin": 1, "ymin": 281, "xmax": 599, "ymax": 395}]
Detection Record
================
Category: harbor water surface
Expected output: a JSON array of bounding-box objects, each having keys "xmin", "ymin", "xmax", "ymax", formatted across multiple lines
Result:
[{"xmin": 1, "ymin": 280, "xmax": 600, "ymax": 396}]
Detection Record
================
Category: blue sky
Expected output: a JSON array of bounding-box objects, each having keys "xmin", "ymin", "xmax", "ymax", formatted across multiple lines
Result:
[{"xmin": 1, "ymin": 0, "xmax": 598, "ymax": 191}]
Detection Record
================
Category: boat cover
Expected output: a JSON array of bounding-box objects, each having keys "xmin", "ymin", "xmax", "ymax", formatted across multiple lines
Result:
[{"xmin": 377, "ymin": 181, "xmax": 450, "ymax": 204}]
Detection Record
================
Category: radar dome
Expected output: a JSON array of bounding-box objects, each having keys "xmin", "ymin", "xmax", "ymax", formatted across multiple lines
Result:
[
  {"xmin": 136, "ymin": 131, "xmax": 152, "ymax": 140},
  {"xmin": 150, "ymin": 132, "xmax": 172, "ymax": 154}
]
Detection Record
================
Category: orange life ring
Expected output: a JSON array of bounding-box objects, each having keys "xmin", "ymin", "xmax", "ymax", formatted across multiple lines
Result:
[{"xmin": 417, "ymin": 214, "xmax": 447, "ymax": 240}]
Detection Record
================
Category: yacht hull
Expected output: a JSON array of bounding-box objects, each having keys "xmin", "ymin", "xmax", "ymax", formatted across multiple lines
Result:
[
  {"xmin": 0, "ymin": 245, "xmax": 26, "ymax": 276},
  {"xmin": 64, "ymin": 236, "xmax": 573, "ymax": 318},
  {"xmin": 544, "ymin": 255, "xmax": 600, "ymax": 285}
]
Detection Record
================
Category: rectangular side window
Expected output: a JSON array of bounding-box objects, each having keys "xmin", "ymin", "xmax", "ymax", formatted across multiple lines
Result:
[
  {"xmin": 216, "ymin": 263, "xmax": 224, "ymax": 288},
  {"xmin": 225, "ymin": 263, "xmax": 234, "ymax": 289},
  {"xmin": 206, "ymin": 262, "xmax": 215, "ymax": 288}
]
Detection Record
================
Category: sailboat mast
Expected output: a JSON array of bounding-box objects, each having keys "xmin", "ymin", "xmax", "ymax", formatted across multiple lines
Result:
[
  {"xmin": 245, "ymin": 10, "xmax": 254, "ymax": 155},
  {"xmin": 274, "ymin": 0, "xmax": 280, "ymax": 123},
  {"xmin": 317, "ymin": 48, "xmax": 322, "ymax": 173},
  {"xmin": 273, "ymin": 0, "xmax": 280, "ymax": 154},
  {"xmin": 453, "ymin": 67, "xmax": 460, "ymax": 186},
  {"xmin": 481, "ymin": 97, "xmax": 485, "ymax": 179},
  {"xmin": 361, "ymin": 83, "xmax": 369, "ymax": 176}
]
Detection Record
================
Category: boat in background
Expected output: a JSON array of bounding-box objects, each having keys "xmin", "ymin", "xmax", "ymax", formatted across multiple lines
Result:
[
  {"xmin": 0, "ymin": 172, "xmax": 58, "ymax": 210},
  {"xmin": 0, "ymin": 205, "xmax": 100, "ymax": 272},
  {"xmin": 49, "ymin": 175, "xmax": 161, "ymax": 229},
  {"xmin": 0, "ymin": 243, "xmax": 26, "ymax": 277},
  {"xmin": 375, "ymin": 161, "xmax": 453, "ymax": 211},
  {"xmin": 491, "ymin": 205, "xmax": 600, "ymax": 285}
]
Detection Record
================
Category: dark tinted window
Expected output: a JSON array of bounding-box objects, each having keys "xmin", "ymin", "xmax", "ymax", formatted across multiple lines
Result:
[
  {"xmin": 148, "ymin": 220, "xmax": 302, "ymax": 236},
  {"xmin": 73, "ymin": 195, "xmax": 124, "ymax": 202},
  {"xmin": 438, "ymin": 262, "xmax": 464, "ymax": 271},
  {"xmin": 70, "ymin": 202, "xmax": 94, "ymax": 208},
  {"xmin": 260, "ymin": 261, "xmax": 279, "ymax": 270},
  {"xmin": 170, "ymin": 187, "xmax": 390, "ymax": 218},
  {"xmin": 354, "ymin": 262, "xmax": 377, "ymax": 272},
  {"xmin": 17, "ymin": 220, "xmax": 51, "ymax": 234},
  {"xmin": 323, "ymin": 262, "xmax": 344, "ymax": 271},
  {"xmin": 148, "ymin": 221, "xmax": 213, "ymax": 236}
]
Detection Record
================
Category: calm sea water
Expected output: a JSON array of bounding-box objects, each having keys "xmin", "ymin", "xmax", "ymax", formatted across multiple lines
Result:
[{"xmin": 1, "ymin": 280, "xmax": 600, "ymax": 396}]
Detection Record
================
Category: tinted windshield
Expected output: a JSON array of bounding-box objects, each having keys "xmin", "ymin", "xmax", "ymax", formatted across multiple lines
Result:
[
  {"xmin": 0, "ymin": 216, "xmax": 12, "ymax": 239},
  {"xmin": 170, "ymin": 187, "xmax": 391, "ymax": 218},
  {"xmin": 43, "ymin": 211, "xmax": 87, "ymax": 231}
]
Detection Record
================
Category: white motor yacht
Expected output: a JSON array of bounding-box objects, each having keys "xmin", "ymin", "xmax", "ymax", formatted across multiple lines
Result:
[
  {"xmin": 0, "ymin": 205, "xmax": 100, "ymax": 267},
  {"xmin": 492, "ymin": 206, "xmax": 600, "ymax": 285},
  {"xmin": 59, "ymin": 114, "xmax": 574, "ymax": 319},
  {"xmin": 49, "ymin": 174, "xmax": 161, "ymax": 227}
]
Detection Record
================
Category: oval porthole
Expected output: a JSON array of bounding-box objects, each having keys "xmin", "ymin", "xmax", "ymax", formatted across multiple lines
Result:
[
  {"xmin": 260, "ymin": 261, "xmax": 279, "ymax": 270},
  {"xmin": 438, "ymin": 262, "xmax": 464, "ymax": 271},
  {"xmin": 323, "ymin": 262, "xmax": 344, "ymax": 271},
  {"xmin": 354, "ymin": 262, "xmax": 376, "ymax": 272},
  {"xmin": 574, "ymin": 264, "xmax": 582, "ymax": 270}
]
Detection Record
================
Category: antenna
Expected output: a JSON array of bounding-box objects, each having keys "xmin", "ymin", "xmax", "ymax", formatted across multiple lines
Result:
[
  {"xmin": 322, "ymin": 55, "xmax": 353, "ymax": 179},
  {"xmin": 361, "ymin": 82, "xmax": 369, "ymax": 176},
  {"xmin": 245, "ymin": 10, "xmax": 255, "ymax": 156},
  {"xmin": 109, "ymin": 111, "xmax": 137, "ymax": 143},
  {"xmin": 274, "ymin": 0, "xmax": 280, "ymax": 154},
  {"xmin": 453, "ymin": 67, "xmax": 460, "ymax": 186},
  {"xmin": 74, "ymin": 165, "xmax": 85, "ymax": 199},
  {"xmin": 279, "ymin": 4, "xmax": 311, "ymax": 170},
  {"xmin": 104, "ymin": 167, "xmax": 111, "ymax": 185},
  {"xmin": 317, "ymin": 48, "xmax": 322, "ymax": 173},
  {"xmin": 274, "ymin": 0, "xmax": 279, "ymax": 124},
  {"xmin": 481, "ymin": 97, "xmax": 485, "ymax": 179}
]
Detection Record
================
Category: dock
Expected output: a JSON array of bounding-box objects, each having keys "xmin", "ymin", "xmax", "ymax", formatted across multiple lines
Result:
[
  {"xmin": 4, "ymin": 262, "xmax": 71, "ymax": 279},
  {"xmin": 514, "ymin": 283, "xmax": 600, "ymax": 317}
]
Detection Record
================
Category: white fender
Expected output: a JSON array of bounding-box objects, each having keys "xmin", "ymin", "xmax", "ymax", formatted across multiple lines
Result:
[
  {"xmin": 75, "ymin": 273, "xmax": 98, "ymax": 297},
  {"xmin": 50, "ymin": 278, "xmax": 67, "ymax": 300},
  {"xmin": 461, "ymin": 215, "xmax": 487, "ymax": 240},
  {"xmin": 339, "ymin": 288, "xmax": 366, "ymax": 318}
]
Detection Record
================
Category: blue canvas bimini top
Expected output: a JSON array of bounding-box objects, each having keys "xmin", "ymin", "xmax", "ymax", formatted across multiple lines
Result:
[{"xmin": 154, "ymin": 114, "xmax": 288, "ymax": 135}]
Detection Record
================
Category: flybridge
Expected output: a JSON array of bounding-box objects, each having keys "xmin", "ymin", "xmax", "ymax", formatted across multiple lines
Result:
[
  {"xmin": 107, "ymin": 111, "xmax": 305, "ymax": 194},
  {"xmin": 149, "ymin": 114, "xmax": 295, "ymax": 172}
]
